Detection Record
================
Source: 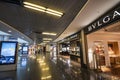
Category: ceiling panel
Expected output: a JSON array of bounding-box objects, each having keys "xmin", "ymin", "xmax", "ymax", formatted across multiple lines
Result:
[
  {"xmin": 0, "ymin": 0, "xmax": 87, "ymax": 43},
  {"xmin": 55, "ymin": 0, "xmax": 120, "ymax": 42}
]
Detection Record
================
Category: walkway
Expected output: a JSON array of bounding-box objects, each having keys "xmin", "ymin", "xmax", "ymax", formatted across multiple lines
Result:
[{"xmin": 0, "ymin": 53, "xmax": 120, "ymax": 80}]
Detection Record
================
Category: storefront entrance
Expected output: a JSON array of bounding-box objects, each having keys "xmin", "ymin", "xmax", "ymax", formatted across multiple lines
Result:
[
  {"xmin": 87, "ymin": 21, "xmax": 120, "ymax": 75},
  {"xmin": 58, "ymin": 33, "xmax": 81, "ymax": 66}
]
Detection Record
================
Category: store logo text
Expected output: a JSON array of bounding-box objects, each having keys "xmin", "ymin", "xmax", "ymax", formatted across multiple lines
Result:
[{"xmin": 88, "ymin": 10, "xmax": 120, "ymax": 32}]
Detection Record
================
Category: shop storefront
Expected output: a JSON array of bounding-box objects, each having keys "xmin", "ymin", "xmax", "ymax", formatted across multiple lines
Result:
[
  {"xmin": 84, "ymin": 4, "xmax": 120, "ymax": 73},
  {"xmin": 58, "ymin": 32, "xmax": 81, "ymax": 63}
]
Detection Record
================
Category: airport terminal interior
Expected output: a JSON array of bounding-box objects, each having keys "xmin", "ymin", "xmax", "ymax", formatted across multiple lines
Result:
[{"xmin": 0, "ymin": 0, "xmax": 120, "ymax": 80}]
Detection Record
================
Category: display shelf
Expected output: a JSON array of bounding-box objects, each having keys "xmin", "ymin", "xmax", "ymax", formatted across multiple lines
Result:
[
  {"xmin": 70, "ymin": 54, "xmax": 80, "ymax": 63},
  {"xmin": 70, "ymin": 51, "xmax": 80, "ymax": 56}
]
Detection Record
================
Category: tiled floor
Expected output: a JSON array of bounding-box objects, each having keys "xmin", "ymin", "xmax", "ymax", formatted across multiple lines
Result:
[{"xmin": 0, "ymin": 53, "xmax": 120, "ymax": 80}]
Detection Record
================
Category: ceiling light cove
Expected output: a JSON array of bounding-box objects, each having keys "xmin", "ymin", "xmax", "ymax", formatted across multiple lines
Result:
[
  {"xmin": 42, "ymin": 32, "xmax": 57, "ymax": 36},
  {"xmin": 23, "ymin": 2, "xmax": 63, "ymax": 17}
]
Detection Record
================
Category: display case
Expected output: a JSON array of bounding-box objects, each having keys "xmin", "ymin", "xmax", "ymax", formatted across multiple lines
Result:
[
  {"xmin": 69, "ymin": 40, "xmax": 80, "ymax": 62},
  {"xmin": 93, "ymin": 41, "xmax": 105, "ymax": 67},
  {"xmin": 70, "ymin": 40, "xmax": 80, "ymax": 56}
]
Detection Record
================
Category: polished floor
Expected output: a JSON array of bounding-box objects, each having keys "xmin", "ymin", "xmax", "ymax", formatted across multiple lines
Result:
[{"xmin": 0, "ymin": 53, "xmax": 120, "ymax": 80}]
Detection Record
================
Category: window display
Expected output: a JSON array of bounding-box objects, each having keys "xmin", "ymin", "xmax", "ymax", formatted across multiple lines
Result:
[
  {"xmin": 70, "ymin": 40, "xmax": 80, "ymax": 56},
  {"xmin": 0, "ymin": 41, "xmax": 18, "ymax": 64},
  {"xmin": 108, "ymin": 42, "xmax": 120, "ymax": 65}
]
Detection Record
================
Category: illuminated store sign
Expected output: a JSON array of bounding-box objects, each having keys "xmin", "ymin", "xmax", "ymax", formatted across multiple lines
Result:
[
  {"xmin": 85, "ymin": 6, "xmax": 120, "ymax": 34},
  {"xmin": 59, "ymin": 34, "xmax": 78, "ymax": 43}
]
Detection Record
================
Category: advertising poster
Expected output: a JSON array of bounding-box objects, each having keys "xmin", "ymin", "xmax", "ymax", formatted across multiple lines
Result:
[{"xmin": 0, "ymin": 42, "xmax": 17, "ymax": 64}]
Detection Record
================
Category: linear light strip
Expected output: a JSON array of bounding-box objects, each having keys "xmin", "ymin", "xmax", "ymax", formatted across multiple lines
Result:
[
  {"xmin": 24, "ymin": 2, "xmax": 46, "ymax": 10},
  {"xmin": 46, "ymin": 11, "xmax": 62, "ymax": 17},
  {"xmin": 42, "ymin": 32, "xmax": 57, "ymax": 36},
  {"xmin": 43, "ymin": 38, "xmax": 52, "ymax": 40},
  {"xmin": 46, "ymin": 8, "xmax": 63, "ymax": 15},
  {"xmin": 24, "ymin": 5, "xmax": 45, "ymax": 12},
  {"xmin": 43, "ymin": 41, "xmax": 50, "ymax": 42},
  {"xmin": 23, "ymin": 2, "xmax": 63, "ymax": 17}
]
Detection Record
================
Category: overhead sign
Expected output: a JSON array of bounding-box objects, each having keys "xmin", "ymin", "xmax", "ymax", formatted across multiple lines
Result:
[
  {"xmin": 59, "ymin": 33, "xmax": 79, "ymax": 43},
  {"xmin": 84, "ymin": 5, "xmax": 120, "ymax": 34}
]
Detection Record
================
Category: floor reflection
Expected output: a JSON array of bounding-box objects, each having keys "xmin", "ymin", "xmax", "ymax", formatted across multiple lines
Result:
[
  {"xmin": 0, "ymin": 54, "xmax": 120, "ymax": 80},
  {"xmin": 37, "ymin": 56, "xmax": 52, "ymax": 80},
  {"xmin": 0, "ymin": 71, "xmax": 16, "ymax": 80},
  {"xmin": 21, "ymin": 58, "xmax": 27, "ymax": 67}
]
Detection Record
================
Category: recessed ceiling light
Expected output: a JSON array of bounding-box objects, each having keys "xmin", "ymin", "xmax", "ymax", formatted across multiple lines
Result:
[
  {"xmin": 8, "ymin": 30, "xmax": 12, "ymax": 32},
  {"xmin": 42, "ymin": 32, "xmax": 57, "ymax": 36}
]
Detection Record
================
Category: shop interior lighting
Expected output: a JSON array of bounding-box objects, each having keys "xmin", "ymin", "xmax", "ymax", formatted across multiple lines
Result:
[
  {"xmin": 43, "ymin": 38, "xmax": 52, "ymax": 40},
  {"xmin": 23, "ymin": 2, "xmax": 63, "ymax": 17},
  {"xmin": 42, "ymin": 32, "xmax": 57, "ymax": 36}
]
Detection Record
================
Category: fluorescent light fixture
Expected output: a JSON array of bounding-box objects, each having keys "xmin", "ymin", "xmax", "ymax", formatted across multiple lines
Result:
[
  {"xmin": 46, "ymin": 8, "xmax": 63, "ymax": 15},
  {"xmin": 43, "ymin": 38, "xmax": 52, "ymax": 40},
  {"xmin": 23, "ymin": 2, "xmax": 46, "ymax": 10},
  {"xmin": 24, "ymin": 5, "xmax": 45, "ymax": 12},
  {"xmin": 23, "ymin": 2, "xmax": 63, "ymax": 17},
  {"xmin": 46, "ymin": 11, "xmax": 61, "ymax": 17},
  {"xmin": 42, "ymin": 32, "xmax": 57, "ymax": 36}
]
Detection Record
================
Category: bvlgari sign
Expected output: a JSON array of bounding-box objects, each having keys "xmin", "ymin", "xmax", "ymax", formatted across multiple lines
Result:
[{"xmin": 84, "ymin": 5, "xmax": 120, "ymax": 34}]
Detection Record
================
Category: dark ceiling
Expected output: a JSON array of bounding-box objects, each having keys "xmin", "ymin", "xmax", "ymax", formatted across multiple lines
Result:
[{"xmin": 0, "ymin": 0, "xmax": 87, "ymax": 43}]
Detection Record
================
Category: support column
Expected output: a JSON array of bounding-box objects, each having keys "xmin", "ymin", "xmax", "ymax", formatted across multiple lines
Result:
[{"xmin": 80, "ymin": 30, "xmax": 88, "ymax": 68}]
